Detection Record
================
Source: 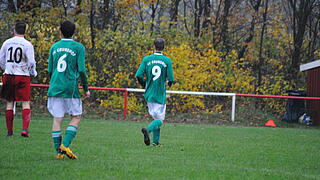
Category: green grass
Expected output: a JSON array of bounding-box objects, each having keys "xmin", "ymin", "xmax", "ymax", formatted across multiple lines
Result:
[{"xmin": 0, "ymin": 114, "xmax": 320, "ymax": 180}]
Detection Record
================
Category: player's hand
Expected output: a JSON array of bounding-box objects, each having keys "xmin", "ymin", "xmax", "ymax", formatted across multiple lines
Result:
[
  {"xmin": 84, "ymin": 91, "xmax": 90, "ymax": 98},
  {"xmin": 32, "ymin": 70, "xmax": 37, "ymax": 77},
  {"xmin": 168, "ymin": 81, "xmax": 176, "ymax": 87},
  {"xmin": 29, "ymin": 68, "xmax": 37, "ymax": 77}
]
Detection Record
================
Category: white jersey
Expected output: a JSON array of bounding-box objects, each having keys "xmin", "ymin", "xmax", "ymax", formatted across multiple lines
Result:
[{"xmin": 0, "ymin": 36, "xmax": 37, "ymax": 76}]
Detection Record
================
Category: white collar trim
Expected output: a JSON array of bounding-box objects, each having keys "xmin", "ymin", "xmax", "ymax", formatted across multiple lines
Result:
[
  {"xmin": 62, "ymin": 38, "xmax": 73, "ymax": 41},
  {"xmin": 154, "ymin": 52, "xmax": 162, "ymax": 55}
]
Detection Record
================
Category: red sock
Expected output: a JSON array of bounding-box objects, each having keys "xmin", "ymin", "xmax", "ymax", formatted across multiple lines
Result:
[
  {"xmin": 22, "ymin": 109, "xmax": 31, "ymax": 131},
  {"xmin": 6, "ymin": 110, "xmax": 14, "ymax": 133}
]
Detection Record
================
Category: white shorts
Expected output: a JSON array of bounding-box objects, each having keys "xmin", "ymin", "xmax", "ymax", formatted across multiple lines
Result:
[
  {"xmin": 47, "ymin": 97, "xmax": 82, "ymax": 118},
  {"xmin": 147, "ymin": 102, "xmax": 166, "ymax": 121}
]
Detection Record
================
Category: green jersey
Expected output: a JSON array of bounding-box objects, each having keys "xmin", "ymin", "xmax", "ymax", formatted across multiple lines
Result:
[
  {"xmin": 48, "ymin": 38, "xmax": 88, "ymax": 98},
  {"xmin": 136, "ymin": 52, "xmax": 174, "ymax": 104}
]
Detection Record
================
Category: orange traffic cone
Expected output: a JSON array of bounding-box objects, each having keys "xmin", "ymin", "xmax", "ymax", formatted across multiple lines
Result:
[{"xmin": 265, "ymin": 120, "xmax": 276, "ymax": 127}]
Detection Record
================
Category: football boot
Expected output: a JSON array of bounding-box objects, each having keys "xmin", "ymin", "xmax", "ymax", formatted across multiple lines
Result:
[
  {"xmin": 141, "ymin": 128, "xmax": 150, "ymax": 146},
  {"xmin": 59, "ymin": 144, "xmax": 78, "ymax": 159}
]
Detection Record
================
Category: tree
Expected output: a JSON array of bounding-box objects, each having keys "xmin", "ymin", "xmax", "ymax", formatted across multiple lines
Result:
[
  {"xmin": 286, "ymin": 0, "xmax": 317, "ymax": 85},
  {"xmin": 220, "ymin": 0, "xmax": 232, "ymax": 51},
  {"xmin": 169, "ymin": 0, "xmax": 181, "ymax": 29},
  {"xmin": 150, "ymin": 0, "xmax": 160, "ymax": 35},
  {"xmin": 257, "ymin": 0, "xmax": 269, "ymax": 92},
  {"xmin": 202, "ymin": 0, "xmax": 211, "ymax": 31},
  {"xmin": 7, "ymin": 0, "xmax": 16, "ymax": 12},
  {"xmin": 237, "ymin": 0, "xmax": 262, "ymax": 60}
]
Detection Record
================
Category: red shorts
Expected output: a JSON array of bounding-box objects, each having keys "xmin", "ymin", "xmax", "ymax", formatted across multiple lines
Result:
[{"xmin": 0, "ymin": 74, "xmax": 30, "ymax": 101}]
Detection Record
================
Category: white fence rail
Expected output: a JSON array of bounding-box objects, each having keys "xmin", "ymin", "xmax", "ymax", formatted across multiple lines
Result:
[{"xmin": 127, "ymin": 88, "xmax": 236, "ymax": 121}]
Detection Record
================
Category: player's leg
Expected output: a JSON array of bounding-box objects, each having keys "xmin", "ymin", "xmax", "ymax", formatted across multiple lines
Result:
[
  {"xmin": 142, "ymin": 102, "xmax": 165, "ymax": 146},
  {"xmin": 152, "ymin": 129, "xmax": 160, "ymax": 146},
  {"xmin": 52, "ymin": 117, "xmax": 64, "ymax": 158},
  {"xmin": 1, "ymin": 75, "xmax": 15, "ymax": 136},
  {"xmin": 62, "ymin": 115, "xmax": 80, "ymax": 148},
  {"xmin": 14, "ymin": 75, "xmax": 31, "ymax": 137},
  {"xmin": 147, "ymin": 120, "xmax": 163, "ymax": 145},
  {"xmin": 143, "ymin": 120, "xmax": 162, "ymax": 146},
  {"xmin": 59, "ymin": 115, "xmax": 80, "ymax": 159},
  {"xmin": 59, "ymin": 98, "xmax": 82, "ymax": 159},
  {"xmin": 21, "ymin": 101, "xmax": 31, "ymax": 137},
  {"xmin": 6, "ymin": 101, "xmax": 14, "ymax": 136},
  {"xmin": 149, "ymin": 103, "xmax": 165, "ymax": 145},
  {"xmin": 48, "ymin": 97, "xmax": 65, "ymax": 158}
]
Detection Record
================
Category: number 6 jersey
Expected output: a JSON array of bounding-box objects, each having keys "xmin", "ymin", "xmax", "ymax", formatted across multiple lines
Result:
[
  {"xmin": 0, "ymin": 36, "xmax": 37, "ymax": 76},
  {"xmin": 136, "ymin": 52, "xmax": 174, "ymax": 104},
  {"xmin": 48, "ymin": 38, "xmax": 87, "ymax": 98}
]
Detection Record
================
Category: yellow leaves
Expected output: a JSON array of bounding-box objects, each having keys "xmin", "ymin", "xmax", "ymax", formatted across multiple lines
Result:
[
  {"xmin": 100, "ymin": 94, "xmax": 123, "ymax": 111},
  {"xmin": 87, "ymin": 64, "xmax": 98, "ymax": 84},
  {"xmin": 116, "ymin": 0, "xmax": 136, "ymax": 7},
  {"xmin": 314, "ymin": 50, "xmax": 320, "ymax": 58},
  {"xmin": 112, "ymin": 72, "xmax": 129, "ymax": 88},
  {"xmin": 100, "ymin": 93, "xmax": 143, "ymax": 114},
  {"xmin": 127, "ymin": 95, "xmax": 144, "ymax": 114},
  {"xmin": 162, "ymin": 43, "xmax": 256, "ymax": 112},
  {"xmin": 205, "ymin": 104, "xmax": 223, "ymax": 114}
]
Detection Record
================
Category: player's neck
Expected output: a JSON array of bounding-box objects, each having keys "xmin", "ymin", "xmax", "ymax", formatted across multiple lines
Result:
[
  {"xmin": 15, "ymin": 34, "xmax": 24, "ymax": 37},
  {"xmin": 154, "ymin": 51, "xmax": 163, "ymax": 54}
]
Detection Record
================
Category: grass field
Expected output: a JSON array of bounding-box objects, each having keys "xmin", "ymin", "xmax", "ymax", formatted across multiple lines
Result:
[{"xmin": 0, "ymin": 114, "xmax": 320, "ymax": 180}]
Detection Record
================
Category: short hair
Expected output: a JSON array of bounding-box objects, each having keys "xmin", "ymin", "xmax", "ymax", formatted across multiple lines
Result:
[
  {"xmin": 60, "ymin": 20, "xmax": 75, "ymax": 38},
  {"xmin": 15, "ymin": 21, "xmax": 26, "ymax": 35},
  {"xmin": 154, "ymin": 38, "xmax": 165, "ymax": 51}
]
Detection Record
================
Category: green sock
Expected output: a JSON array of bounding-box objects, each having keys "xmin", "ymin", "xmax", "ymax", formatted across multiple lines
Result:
[
  {"xmin": 52, "ymin": 131, "xmax": 62, "ymax": 153},
  {"xmin": 63, "ymin": 125, "xmax": 77, "ymax": 147},
  {"xmin": 152, "ymin": 129, "xmax": 161, "ymax": 144},
  {"xmin": 147, "ymin": 120, "xmax": 163, "ymax": 132}
]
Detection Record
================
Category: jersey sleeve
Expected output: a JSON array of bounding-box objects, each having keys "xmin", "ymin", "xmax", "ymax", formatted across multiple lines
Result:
[
  {"xmin": 80, "ymin": 71, "xmax": 89, "ymax": 92},
  {"xmin": 0, "ymin": 42, "xmax": 7, "ymax": 70},
  {"xmin": 167, "ymin": 59, "xmax": 174, "ymax": 82},
  {"xmin": 77, "ymin": 44, "xmax": 86, "ymax": 72},
  {"xmin": 26, "ymin": 43, "xmax": 37, "ymax": 77},
  {"xmin": 135, "ymin": 58, "xmax": 146, "ymax": 78},
  {"xmin": 48, "ymin": 46, "xmax": 54, "ymax": 77},
  {"xmin": 77, "ymin": 44, "xmax": 89, "ymax": 92}
]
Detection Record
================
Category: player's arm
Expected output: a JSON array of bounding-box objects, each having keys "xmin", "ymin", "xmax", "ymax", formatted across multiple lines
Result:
[
  {"xmin": 137, "ymin": 77, "xmax": 146, "ymax": 87},
  {"xmin": 79, "ymin": 71, "xmax": 90, "ymax": 97},
  {"xmin": 0, "ymin": 43, "xmax": 7, "ymax": 70},
  {"xmin": 78, "ymin": 45, "xmax": 90, "ymax": 97},
  {"xmin": 135, "ymin": 58, "xmax": 146, "ymax": 87},
  {"xmin": 26, "ymin": 44, "xmax": 37, "ymax": 77},
  {"xmin": 48, "ymin": 47, "xmax": 54, "ymax": 78},
  {"xmin": 167, "ymin": 60, "xmax": 174, "ymax": 87}
]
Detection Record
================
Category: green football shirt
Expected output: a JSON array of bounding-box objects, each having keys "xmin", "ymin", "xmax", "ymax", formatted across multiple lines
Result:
[
  {"xmin": 48, "ymin": 38, "xmax": 87, "ymax": 98},
  {"xmin": 136, "ymin": 52, "xmax": 174, "ymax": 104}
]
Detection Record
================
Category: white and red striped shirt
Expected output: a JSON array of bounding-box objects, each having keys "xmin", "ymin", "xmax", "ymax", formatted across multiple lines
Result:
[{"xmin": 0, "ymin": 36, "xmax": 37, "ymax": 76}]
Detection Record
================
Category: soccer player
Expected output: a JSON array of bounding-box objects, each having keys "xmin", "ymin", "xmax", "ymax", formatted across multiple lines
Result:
[
  {"xmin": 136, "ymin": 38, "xmax": 174, "ymax": 146},
  {"xmin": 47, "ymin": 20, "xmax": 90, "ymax": 159},
  {"xmin": 0, "ymin": 21, "xmax": 37, "ymax": 137}
]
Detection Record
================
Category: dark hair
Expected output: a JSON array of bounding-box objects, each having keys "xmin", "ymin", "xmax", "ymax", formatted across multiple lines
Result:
[
  {"xmin": 60, "ymin": 20, "xmax": 75, "ymax": 38},
  {"xmin": 154, "ymin": 38, "xmax": 165, "ymax": 51},
  {"xmin": 15, "ymin": 21, "xmax": 26, "ymax": 35}
]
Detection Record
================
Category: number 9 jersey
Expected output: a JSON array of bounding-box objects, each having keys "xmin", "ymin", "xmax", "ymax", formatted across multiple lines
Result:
[
  {"xmin": 48, "ymin": 38, "xmax": 87, "ymax": 98},
  {"xmin": 135, "ymin": 52, "xmax": 174, "ymax": 104},
  {"xmin": 0, "ymin": 36, "xmax": 37, "ymax": 76}
]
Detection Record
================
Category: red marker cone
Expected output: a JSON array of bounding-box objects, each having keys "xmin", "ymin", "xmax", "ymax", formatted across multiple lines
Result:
[{"xmin": 265, "ymin": 120, "xmax": 276, "ymax": 127}]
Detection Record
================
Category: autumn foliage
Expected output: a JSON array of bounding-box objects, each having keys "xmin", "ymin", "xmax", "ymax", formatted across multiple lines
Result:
[{"xmin": 0, "ymin": 0, "xmax": 318, "ymax": 116}]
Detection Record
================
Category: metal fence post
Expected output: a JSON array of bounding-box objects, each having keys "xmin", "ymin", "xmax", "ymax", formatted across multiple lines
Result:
[
  {"xmin": 123, "ymin": 90, "xmax": 128, "ymax": 118},
  {"xmin": 231, "ymin": 95, "xmax": 236, "ymax": 122}
]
